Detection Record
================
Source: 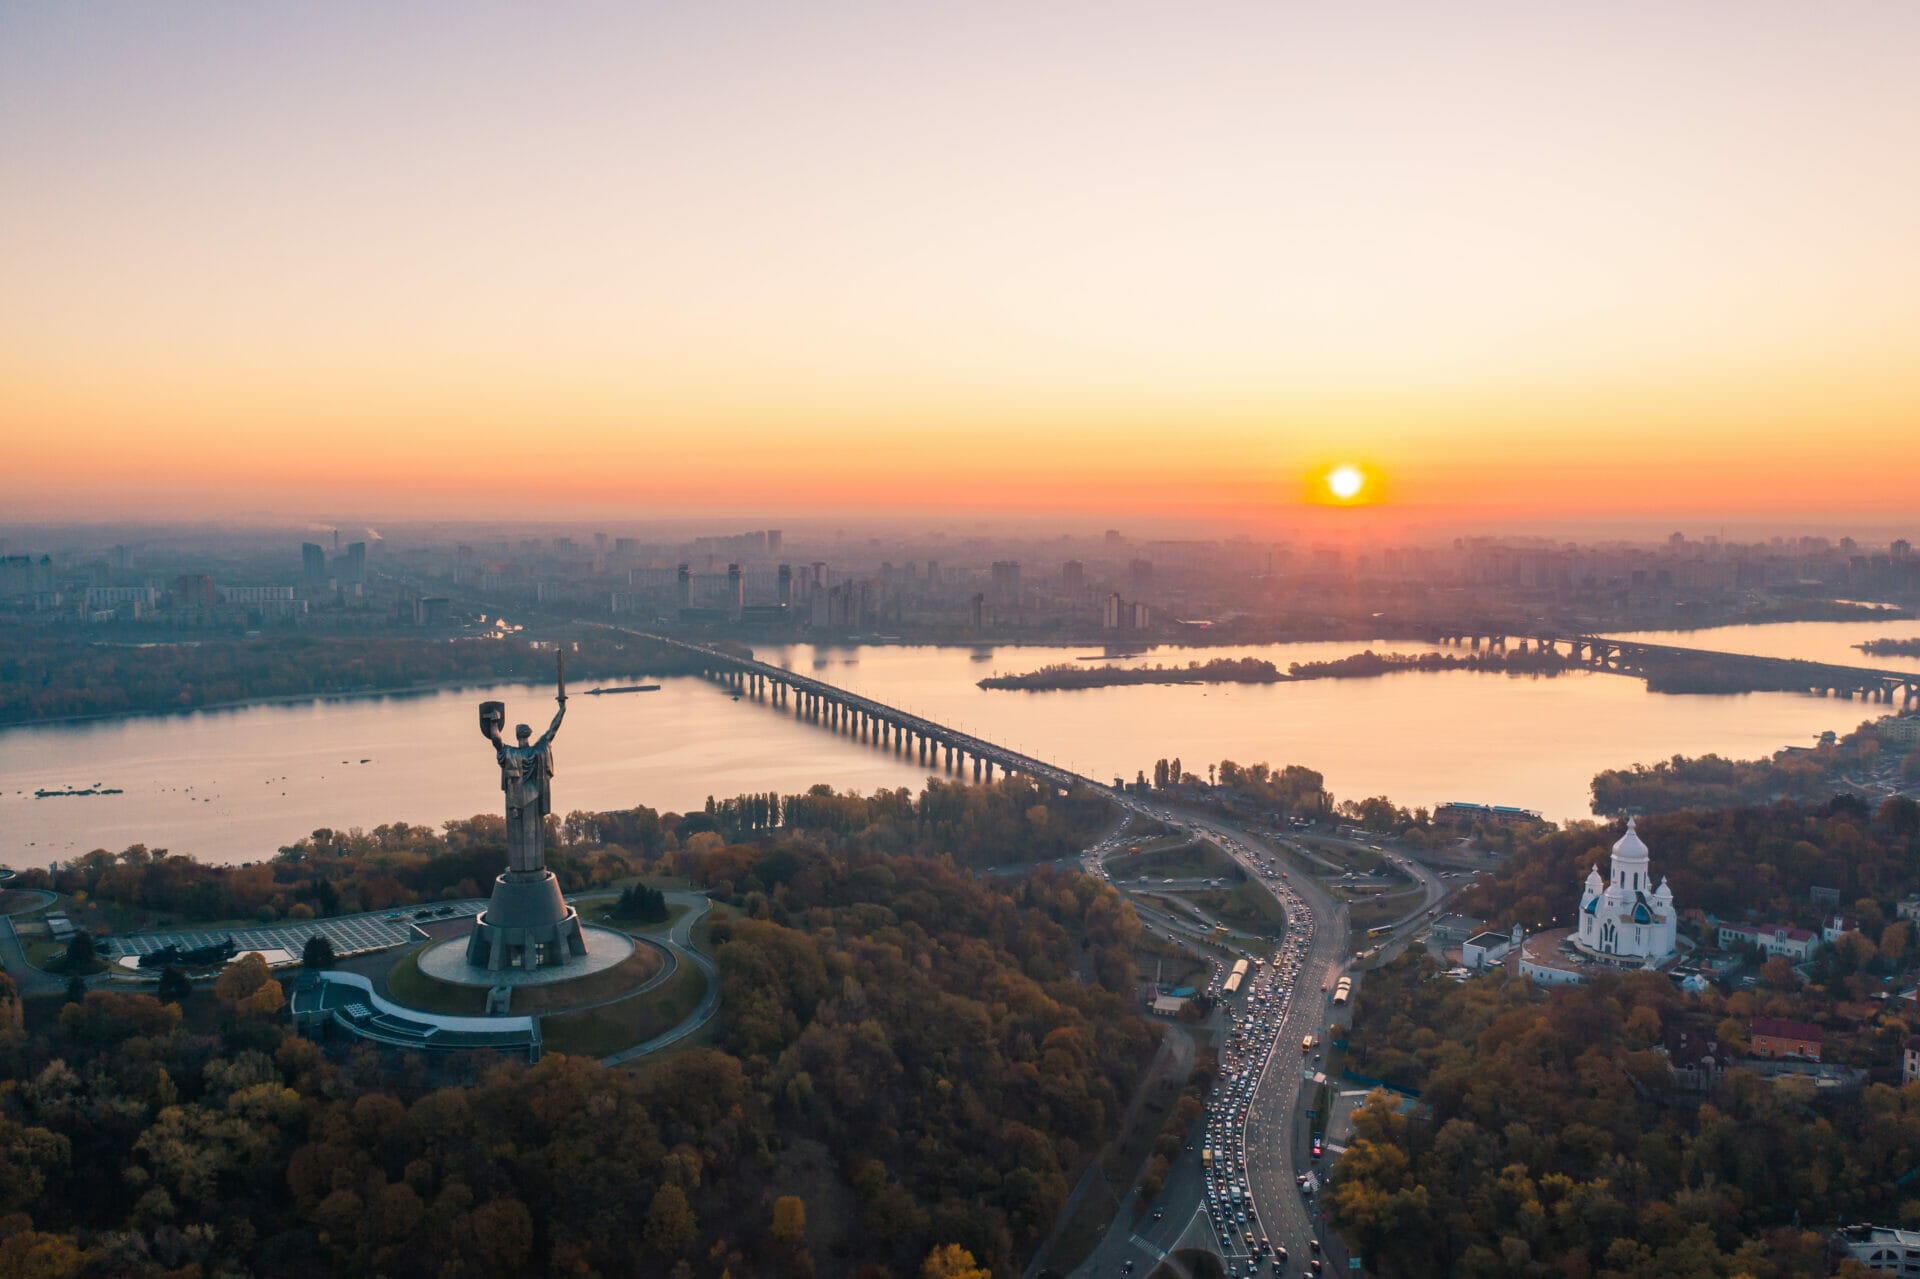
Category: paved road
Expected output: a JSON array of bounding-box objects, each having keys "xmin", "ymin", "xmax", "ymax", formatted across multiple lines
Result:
[
  {"xmin": 599, "ymin": 892, "xmax": 719, "ymax": 1065},
  {"xmin": 0, "ymin": 889, "xmax": 57, "ymax": 917},
  {"xmin": 0, "ymin": 915, "xmax": 67, "ymax": 998},
  {"xmin": 1204, "ymin": 818, "xmax": 1344, "ymax": 1276},
  {"xmin": 1065, "ymin": 801, "xmax": 1359, "ymax": 1279}
]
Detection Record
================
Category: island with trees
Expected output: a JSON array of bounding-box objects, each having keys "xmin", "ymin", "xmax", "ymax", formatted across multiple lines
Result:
[
  {"xmin": 1858, "ymin": 637, "xmax": 1920, "ymax": 658},
  {"xmin": 980, "ymin": 648, "xmax": 1572, "ymax": 691}
]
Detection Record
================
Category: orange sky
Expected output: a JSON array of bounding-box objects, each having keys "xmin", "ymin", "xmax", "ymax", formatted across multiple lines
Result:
[{"xmin": 5, "ymin": 4, "xmax": 1919, "ymax": 530}]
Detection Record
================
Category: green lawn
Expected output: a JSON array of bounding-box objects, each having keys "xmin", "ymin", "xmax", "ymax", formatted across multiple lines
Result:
[
  {"xmin": 539, "ymin": 951, "xmax": 707, "ymax": 1058},
  {"xmin": 510, "ymin": 945, "xmax": 665, "ymax": 1014},
  {"xmin": 584, "ymin": 901, "xmax": 691, "ymax": 933},
  {"xmin": 1188, "ymin": 883, "xmax": 1287, "ymax": 933},
  {"xmin": 21, "ymin": 937, "xmax": 108, "ymax": 975},
  {"xmin": 384, "ymin": 949, "xmax": 489, "ymax": 1015},
  {"xmin": 1120, "ymin": 840, "xmax": 1241, "ymax": 883},
  {"xmin": 1347, "ymin": 888, "xmax": 1424, "ymax": 932},
  {"xmin": 384, "ymin": 942, "xmax": 667, "ymax": 1017}
]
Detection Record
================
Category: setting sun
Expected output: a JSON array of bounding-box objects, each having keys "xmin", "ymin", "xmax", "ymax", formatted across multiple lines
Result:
[{"xmin": 1326, "ymin": 465, "xmax": 1366, "ymax": 502}]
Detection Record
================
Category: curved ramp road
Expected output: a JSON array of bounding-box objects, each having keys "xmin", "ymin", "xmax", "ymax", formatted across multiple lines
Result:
[{"xmin": 599, "ymin": 892, "xmax": 720, "ymax": 1065}]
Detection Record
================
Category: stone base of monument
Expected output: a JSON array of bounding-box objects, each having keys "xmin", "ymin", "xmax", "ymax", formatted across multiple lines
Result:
[
  {"xmin": 420, "ymin": 919, "xmax": 637, "ymax": 991},
  {"xmin": 462, "ymin": 870, "xmax": 590, "ymax": 973}
]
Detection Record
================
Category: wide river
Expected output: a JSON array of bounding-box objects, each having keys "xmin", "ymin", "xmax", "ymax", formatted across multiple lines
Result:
[{"xmin": 3, "ymin": 618, "xmax": 1918, "ymax": 865}]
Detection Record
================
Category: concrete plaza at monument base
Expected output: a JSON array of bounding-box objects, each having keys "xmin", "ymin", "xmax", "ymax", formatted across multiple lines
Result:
[{"xmin": 417, "ymin": 923, "xmax": 635, "ymax": 988}]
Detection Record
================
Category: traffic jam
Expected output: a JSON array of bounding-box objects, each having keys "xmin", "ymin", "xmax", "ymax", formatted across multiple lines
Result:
[{"xmin": 1195, "ymin": 847, "xmax": 1324, "ymax": 1276}]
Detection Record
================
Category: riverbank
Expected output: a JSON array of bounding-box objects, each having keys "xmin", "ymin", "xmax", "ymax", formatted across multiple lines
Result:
[
  {"xmin": 0, "ymin": 630, "xmax": 706, "ymax": 728},
  {"xmin": 0, "ymin": 672, "xmax": 659, "ymax": 731}
]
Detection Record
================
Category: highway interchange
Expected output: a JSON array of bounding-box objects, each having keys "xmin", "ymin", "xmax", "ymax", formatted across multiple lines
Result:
[{"xmin": 1067, "ymin": 801, "xmax": 1453, "ymax": 1278}]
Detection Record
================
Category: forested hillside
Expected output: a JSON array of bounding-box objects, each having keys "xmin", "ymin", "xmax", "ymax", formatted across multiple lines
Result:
[
  {"xmin": 1328, "ymin": 957, "xmax": 1920, "ymax": 1277},
  {"xmin": 0, "ymin": 838, "xmax": 1155, "ymax": 1278},
  {"xmin": 1459, "ymin": 795, "xmax": 1920, "ymax": 934}
]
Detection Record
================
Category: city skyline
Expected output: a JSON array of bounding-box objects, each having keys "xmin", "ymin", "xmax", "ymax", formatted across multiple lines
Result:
[{"xmin": 7, "ymin": 4, "xmax": 1920, "ymax": 527}]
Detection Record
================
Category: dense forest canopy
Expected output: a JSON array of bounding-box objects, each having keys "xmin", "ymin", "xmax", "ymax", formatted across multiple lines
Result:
[
  {"xmin": 0, "ymin": 824, "xmax": 1156, "ymax": 1277},
  {"xmin": 1326, "ymin": 956, "xmax": 1920, "ymax": 1277},
  {"xmin": 1321, "ymin": 793, "xmax": 1920, "ymax": 1274},
  {"xmin": 1459, "ymin": 796, "xmax": 1920, "ymax": 935}
]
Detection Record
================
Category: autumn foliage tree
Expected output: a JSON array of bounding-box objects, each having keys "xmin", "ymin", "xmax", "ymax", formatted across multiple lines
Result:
[
  {"xmin": 922, "ymin": 1243, "xmax": 990, "ymax": 1279},
  {"xmin": 0, "ymin": 783, "xmax": 1159, "ymax": 1279}
]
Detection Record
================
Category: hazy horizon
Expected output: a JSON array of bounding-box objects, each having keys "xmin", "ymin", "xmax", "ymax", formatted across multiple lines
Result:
[
  {"xmin": 3, "ymin": 510, "xmax": 1917, "ymax": 552},
  {"xmin": 7, "ymin": 3, "xmax": 1920, "ymax": 527}
]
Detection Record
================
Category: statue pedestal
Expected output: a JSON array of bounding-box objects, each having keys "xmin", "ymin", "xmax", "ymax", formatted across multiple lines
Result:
[{"xmin": 464, "ymin": 870, "xmax": 588, "ymax": 972}]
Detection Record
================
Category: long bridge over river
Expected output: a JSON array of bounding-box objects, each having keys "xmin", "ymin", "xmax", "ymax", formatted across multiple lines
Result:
[
  {"xmin": 1433, "ymin": 628, "xmax": 1920, "ymax": 707},
  {"xmin": 600, "ymin": 626, "xmax": 1918, "ymax": 785},
  {"xmin": 604, "ymin": 628, "xmax": 1095, "ymax": 790}
]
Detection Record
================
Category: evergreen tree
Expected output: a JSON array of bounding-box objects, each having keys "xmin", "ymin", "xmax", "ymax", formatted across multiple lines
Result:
[
  {"xmin": 62, "ymin": 930, "xmax": 96, "ymax": 971},
  {"xmin": 157, "ymin": 964, "xmax": 192, "ymax": 1002},
  {"xmin": 302, "ymin": 934, "xmax": 336, "ymax": 971}
]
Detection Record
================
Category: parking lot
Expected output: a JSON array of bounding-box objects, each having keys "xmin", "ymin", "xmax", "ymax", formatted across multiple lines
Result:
[{"xmin": 102, "ymin": 900, "xmax": 486, "ymax": 961}]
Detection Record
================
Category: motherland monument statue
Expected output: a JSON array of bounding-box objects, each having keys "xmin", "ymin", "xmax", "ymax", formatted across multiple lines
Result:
[
  {"xmin": 481, "ymin": 653, "xmax": 567, "ymax": 874},
  {"xmin": 465, "ymin": 652, "xmax": 589, "ymax": 970}
]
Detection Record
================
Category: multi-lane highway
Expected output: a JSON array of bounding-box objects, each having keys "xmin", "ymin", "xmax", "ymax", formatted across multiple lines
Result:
[
  {"xmin": 1065, "ymin": 799, "xmax": 1355, "ymax": 1278},
  {"xmin": 1198, "ymin": 818, "xmax": 1345, "ymax": 1277},
  {"xmin": 1066, "ymin": 801, "xmax": 1466, "ymax": 1277}
]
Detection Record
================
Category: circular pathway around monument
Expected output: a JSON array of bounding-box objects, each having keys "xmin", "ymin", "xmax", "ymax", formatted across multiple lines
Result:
[{"xmin": 417, "ymin": 924, "xmax": 634, "ymax": 988}]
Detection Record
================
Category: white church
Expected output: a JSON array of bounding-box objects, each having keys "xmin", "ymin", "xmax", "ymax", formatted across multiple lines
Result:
[{"xmin": 1575, "ymin": 817, "xmax": 1678, "ymax": 964}]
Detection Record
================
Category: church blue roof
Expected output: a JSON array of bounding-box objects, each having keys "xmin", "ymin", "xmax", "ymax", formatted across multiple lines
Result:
[{"xmin": 1583, "ymin": 898, "xmax": 1598, "ymax": 914}]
